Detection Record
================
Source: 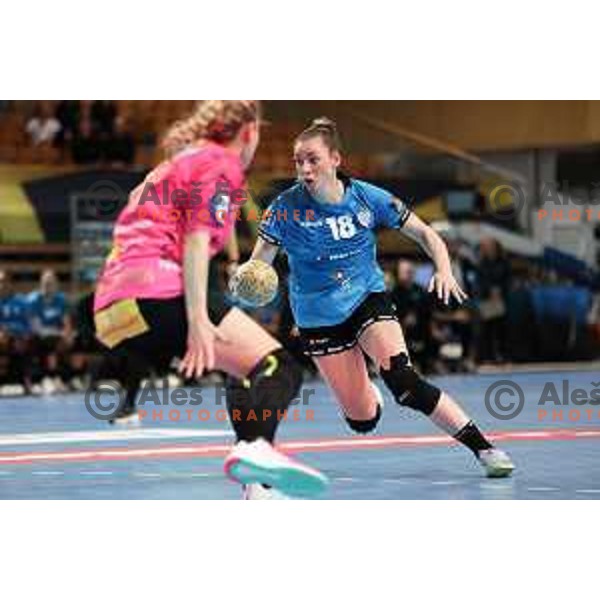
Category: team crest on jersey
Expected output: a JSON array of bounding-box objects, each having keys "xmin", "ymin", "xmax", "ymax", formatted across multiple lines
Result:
[
  {"xmin": 210, "ymin": 193, "xmax": 231, "ymax": 228},
  {"xmin": 356, "ymin": 206, "xmax": 373, "ymax": 228},
  {"xmin": 211, "ymin": 193, "xmax": 230, "ymax": 213}
]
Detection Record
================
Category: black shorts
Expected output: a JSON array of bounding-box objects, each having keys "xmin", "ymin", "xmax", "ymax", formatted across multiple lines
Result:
[
  {"xmin": 76, "ymin": 292, "xmax": 231, "ymax": 371},
  {"xmin": 298, "ymin": 292, "xmax": 399, "ymax": 357}
]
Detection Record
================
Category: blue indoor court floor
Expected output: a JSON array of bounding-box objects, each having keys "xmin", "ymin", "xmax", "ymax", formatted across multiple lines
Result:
[{"xmin": 0, "ymin": 370, "xmax": 599, "ymax": 499}]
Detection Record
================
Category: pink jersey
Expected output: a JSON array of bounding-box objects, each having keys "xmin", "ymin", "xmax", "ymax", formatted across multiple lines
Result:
[{"xmin": 94, "ymin": 142, "xmax": 244, "ymax": 312}]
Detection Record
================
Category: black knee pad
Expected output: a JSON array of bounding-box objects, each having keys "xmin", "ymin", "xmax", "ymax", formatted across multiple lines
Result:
[
  {"xmin": 346, "ymin": 403, "xmax": 382, "ymax": 434},
  {"xmin": 380, "ymin": 352, "xmax": 441, "ymax": 416},
  {"xmin": 225, "ymin": 348, "xmax": 304, "ymax": 443},
  {"xmin": 226, "ymin": 348, "xmax": 303, "ymax": 411}
]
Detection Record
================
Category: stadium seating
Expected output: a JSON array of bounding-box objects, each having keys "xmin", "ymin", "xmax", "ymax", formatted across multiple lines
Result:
[{"xmin": 0, "ymin": 101, "xmax": 381, "ymax": 178}]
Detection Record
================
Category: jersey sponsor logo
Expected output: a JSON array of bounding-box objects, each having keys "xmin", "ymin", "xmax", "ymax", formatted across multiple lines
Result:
[
  {"xmin": 325, "ymin": 248, "xmax": 362, "ymax": 261},
  {"xmin": 298, "ymin": 220, "xmax": 324, "ymax": 228}
]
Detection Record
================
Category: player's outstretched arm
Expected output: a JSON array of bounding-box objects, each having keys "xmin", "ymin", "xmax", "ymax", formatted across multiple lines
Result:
[
  {"xmin": 180, "ymin": 229, "xmax": 228, "ymax": 379},
  {"xmin": 250, "ymin": 237, "xmax": 279, "ymax": 265},
  {"xmin": 400, "ymin": 212, "xmax": 468, "ymax": 306}
]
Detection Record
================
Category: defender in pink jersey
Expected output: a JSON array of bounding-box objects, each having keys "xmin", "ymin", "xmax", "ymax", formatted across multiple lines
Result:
[
  {"xmin": 88, "ymin": 101, "xmax": 327, "ymax": 499},
  {"xmin": 94, "ymin": 141, "xmax": 244, "ymax": 311}
]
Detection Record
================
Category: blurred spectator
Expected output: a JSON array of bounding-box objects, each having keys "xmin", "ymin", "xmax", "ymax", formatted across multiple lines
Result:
[
  {"xmin": 0, "ymin": 270, "xmax": 35, "ymax": 393},
  {"xmin": 71, "ymin": 114, "xmax": 101, "ymax": 164},
  {"xmin": 91, "ymin": 101, "xmax": 117, "ymax": 137},
  {"xmin": 104, "ymin": 114, "xmax": 136, "ymax": 166},
  {"xmin": 55, "ymin": 100, "xmax": 80, "ymax": 146},
  {"xmin": 25, "ymin": 101, "xmax": 61, "ymax": 147},
  {"xmin": 476, "ymin": 237, "xmax": 512, "ymax": 363},
  {"xmin": 390, "ymin": 259, "xmax": 437, "ymax": 373},
  {"xmin": 28, "ymin": 270, "xmax": 73, "ymax": 393},
  {"xmin": 433, "ymin": 234, "xmax": 478, "ymax": 371}
]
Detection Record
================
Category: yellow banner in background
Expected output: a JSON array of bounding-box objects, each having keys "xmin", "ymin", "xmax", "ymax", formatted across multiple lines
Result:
[{"xmin": 0, "ymin": 165, "xmax": 74, "ymax": 244}]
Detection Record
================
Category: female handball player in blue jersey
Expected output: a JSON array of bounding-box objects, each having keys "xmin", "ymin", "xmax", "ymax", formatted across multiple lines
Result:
[{"xmin": 241, "ymin": 117, "xmax": 514, "ymax": 478}]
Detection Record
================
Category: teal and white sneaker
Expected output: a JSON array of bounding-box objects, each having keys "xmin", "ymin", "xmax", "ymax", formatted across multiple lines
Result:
[
  {"xmin": 224, "ymin": 438, "xmax": 328, "ymax": 498},
  {"xmin": 478, "ymin": 448, "xmax": 515, "ymax": 478},
  {"xmin": 243, "ymin": 483, "xmax": 291, "ymax": 500}
]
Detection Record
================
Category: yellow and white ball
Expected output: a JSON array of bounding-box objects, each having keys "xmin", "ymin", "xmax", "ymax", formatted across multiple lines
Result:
[{"xmin": 229, "ymin": 260, "xmax": 279, "ymax": 307}]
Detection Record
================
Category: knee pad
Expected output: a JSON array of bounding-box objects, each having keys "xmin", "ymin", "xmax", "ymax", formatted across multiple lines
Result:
[
  {"xmin": 346, "ymin": 403, "xmax": 382, "ymax": 434},
  {"xmin": 226, "ymin": 348, "xmax": 303, "ymax": 411},
  {"xmin": 380, "ymin": 352, "xmax": 441, "ymax": 416}
]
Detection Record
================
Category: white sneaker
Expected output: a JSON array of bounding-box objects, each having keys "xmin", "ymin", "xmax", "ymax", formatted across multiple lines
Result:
[
  {"xmin": 478, "ymin": 447, "xmax": 515, "ymax": 478},
  {"xmin": 69, "ymin": 376, "xmax": 87, "ymax": 392},
  {"xmin": 106, "ymin": 400, "xmax": 139, "ymax": 426},
  {"xmin": 52, "ymin": 376, "xmax": 68, "ymax": 394},
  {"xmin": 243, "ymin": 483, "xmax": 291, "ymax": 500},
  {"xmin": 41, "ymin": 376, "xmax": 57, "ymax": 396},
  {"xmin": 224, "ymin": 438, "xmax": 328, "ymax": 498},
  {"xmin": 109, "ymin": 411, "xmax": 139, "ymax": 426}
]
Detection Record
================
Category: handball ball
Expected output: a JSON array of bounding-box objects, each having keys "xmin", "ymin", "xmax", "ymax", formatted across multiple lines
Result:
[{"xmin": 229, "ymin": 260, "xmax": 279, "ymax": 308}]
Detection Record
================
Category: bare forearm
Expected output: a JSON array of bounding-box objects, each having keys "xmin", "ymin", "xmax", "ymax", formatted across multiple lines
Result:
[
  {"xmin": 226, "ymin": 230, "xmax": 240, "ymax": 263},
  {"xmin": 183, "ymin": 230, "xmax": 211, "ymax": 323},
  {"xmin": 421, "ymin": 228, "xmax": 453, "ymax": 275},
  {"xmin": 250, "ymin": 238, "xmax": 279, "ymax": 265},
  {"xmin": 403, "ymin": 213, "xmax": 453, "ymax": 275}
]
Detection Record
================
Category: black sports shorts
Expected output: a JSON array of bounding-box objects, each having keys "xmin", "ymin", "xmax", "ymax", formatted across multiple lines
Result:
[
  {"xmin": 77, "ymin": 291, "xmax": 230, "ymax": 371},
  {"xmin": 298, "ymin": 292, "xmax": 399, "ymax": 357}
]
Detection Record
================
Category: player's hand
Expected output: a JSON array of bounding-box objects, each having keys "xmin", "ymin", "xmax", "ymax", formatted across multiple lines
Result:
[
  {"xmin": 428, "ymin": 270, "xmax": 468, "ymax": 306},
  {"xmin": 225, "ymin": 260, "xmax": 239, "ymax": 279},
  {"xmin": 178, "ymin": 317, "xmax": 229, "ymax": 380}
]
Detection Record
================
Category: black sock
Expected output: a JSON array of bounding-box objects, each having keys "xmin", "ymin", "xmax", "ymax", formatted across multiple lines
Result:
[
  {"xmin": 94, "ymin": 351, "xmax": 146, "ymax": 414},
  {"xmin": 454, "ymin": 421, "xmax": 493, "ymax": 456}
]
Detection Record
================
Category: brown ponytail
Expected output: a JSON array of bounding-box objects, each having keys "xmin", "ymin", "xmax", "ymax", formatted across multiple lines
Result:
[{"xmin": 295, "ymin": 116, "xmax": 341, "ymax": 153}]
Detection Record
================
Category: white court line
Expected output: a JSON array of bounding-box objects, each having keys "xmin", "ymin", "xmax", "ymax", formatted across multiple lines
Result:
[
  {"xmin": 575, "ymin": 489, "xmax": 600, "ymax": 494},
  {"xmin": 1, "ymin": 427, "xmax": 599, "ymax": 466},
  {"xmin": 0, "ymin": 428, "xmax": 233, "ymax": 447},
  {"xmin": 32, "ymin": 471, "xmax": 64, "ymax": 476},
  {"xmin": 527, "ymin": 487, "xmax": 560, "ymax": 492},
  {"xmin": 80, "ymin": 471, "xmax": 114, "ymax": 476},
  {"xmin": 479, "ymin": 482, "xmax": 515, "ymax": 489},
  {"xmin": 431, "ymin": 481, "xmax": 458, "ymax": 486}
]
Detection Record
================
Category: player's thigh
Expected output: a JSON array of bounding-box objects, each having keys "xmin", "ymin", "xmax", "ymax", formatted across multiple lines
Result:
[
  {"xmin": 358, "ymin": 320, "xmax": 410, "ymax": 369},
  {"xmin": 213, "ymin": 307, "xmax": 281, "ymax": 379},
  {"xmin": 313, "ymin": 346, "xmax": 377, "ymax": 419}
]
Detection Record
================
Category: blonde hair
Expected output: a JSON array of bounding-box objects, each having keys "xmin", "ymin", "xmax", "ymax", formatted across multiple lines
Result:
[{"xmin": 161, "ymin": 100, "xmax": 261, "ymax": 158}]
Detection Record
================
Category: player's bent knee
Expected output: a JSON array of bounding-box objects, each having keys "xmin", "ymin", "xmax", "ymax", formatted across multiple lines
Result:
[
  {"xmin": 380, "ymin": 352, "xmax": 441, "ymax": 416},
  {"xmin": 345, "ymin": 403, "xmax": 382, "ymax": 434},
  {"xmin": 226, "ymin": 348, "xmax": 303, "ymax": 409}
]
